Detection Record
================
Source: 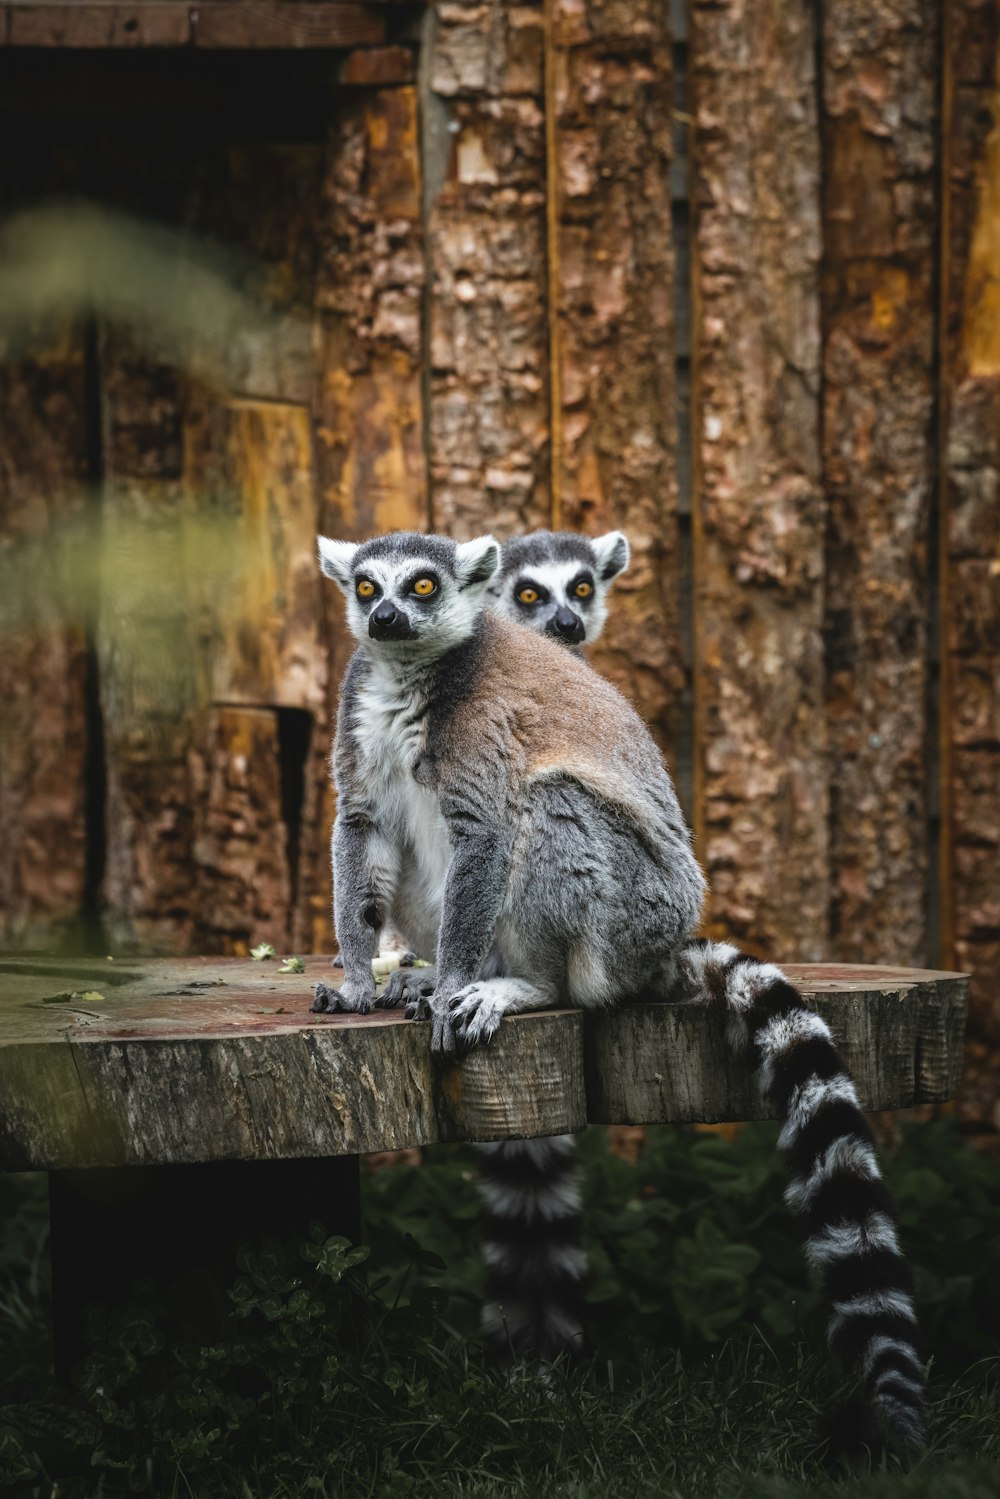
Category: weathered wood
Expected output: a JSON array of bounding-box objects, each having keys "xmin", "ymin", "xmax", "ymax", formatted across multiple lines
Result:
[
  {"xmin": 0, "ymin": 957, "xmax": 587, "ymax": 1167},
  {"xmin": 940, "ymin": 0, "xmax": 1000, "ymax": 1131},
  {"xmin": 339, "ymin": 43, "xmax": 414, "ymax": 85},
  {"xmin": 4, "ymin": 3, "xmax": 387, "ymax": 49},
  {"xmin": 97, "ymin": 328, "xmax": 199, "ymax": 953},
  {"xmin": 586, "ymin": 966, "xmax": 968, "ymax": 1126},
  {"xmin": 194, "ymin": 3, "xmax": 385, "ymax": 49},
  {"xmin": 191, "ymin": 708, "xmax": 293, "ymax": 955},
  {"xmin": 550, "ymin": 0, "xmax": 683, "ymax": 758},
  {"xmin": 0, "ymin": 327, "xmax": 91, "ymax": 949},
  {"xmin": 821, "ymin": 0, "xmax": 938, "ymax": 967},
  {"xmin": 6, "ymin": 3, "xmax": 192, "ymax": 47},
  {"xmin": 0, "ymin": 959, "xmax": 967, "ymax": 1169},
  {"xmin": 187, "ymin": 401, "xmax": 326, "ymax": 714},
  {"xmin": 425, "ymin": 0, "xmax": 550, "ymax": 535},
  {"xmin": 691, "ymin": 0, "xmax": 827, "ymax": 958}
]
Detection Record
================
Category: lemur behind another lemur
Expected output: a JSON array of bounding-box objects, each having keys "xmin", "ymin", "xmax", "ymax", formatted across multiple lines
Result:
[
  {"xmin": 488, "ymin": 528, "xmax": 630, "ymax": 645},
  {"xmin": 480, "ymin": 528, "xmax": 630, "ymax": 1368},
  {"xmin": 314, "ymin": 530, "xmax": 928, "ymax": 1456}
]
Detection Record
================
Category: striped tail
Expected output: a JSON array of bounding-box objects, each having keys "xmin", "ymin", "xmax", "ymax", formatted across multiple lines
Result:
[
  {"xmin": 477, "ymin": 1134, "xmax": 586, "ymax": 1366},
  {"xmin": 678, "ymin": 939, "xmax": 928, "ymax": 1454}
]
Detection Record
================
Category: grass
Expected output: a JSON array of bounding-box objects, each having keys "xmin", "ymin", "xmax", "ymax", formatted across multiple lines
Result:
[{"xmin": 0, "ymin": 1121, "xmax": 997, "ymax": 1498}]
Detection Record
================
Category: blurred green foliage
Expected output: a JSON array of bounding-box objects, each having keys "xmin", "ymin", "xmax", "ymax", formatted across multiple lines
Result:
[{"xmin": 0, "ymin": 1120, "xmax": 997, "ymax": 1497}]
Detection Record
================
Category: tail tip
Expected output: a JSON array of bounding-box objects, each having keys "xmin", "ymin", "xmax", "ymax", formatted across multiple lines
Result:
[{"xmin": 818, "ymin": 1395, "xmax": 927, "ymax": 1468}]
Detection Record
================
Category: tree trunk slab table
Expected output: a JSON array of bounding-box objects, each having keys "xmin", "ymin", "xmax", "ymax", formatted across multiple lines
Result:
[{"xmin": 0, "ymin": 956, "xmax": 968, "ymax": 1373}]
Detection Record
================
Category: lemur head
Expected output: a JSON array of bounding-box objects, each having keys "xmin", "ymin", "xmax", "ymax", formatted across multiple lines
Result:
[
  {"xmin": 317, "ymin": 530, "xmax": 500, "ymax": 659},
  {"xmin": 490, "ymin": 530, "xmax": 630, "ymax": 648}
]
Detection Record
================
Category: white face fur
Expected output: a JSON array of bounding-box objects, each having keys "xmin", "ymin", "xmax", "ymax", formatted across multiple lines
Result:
[
  {"xmin": 317, "ymin": 532, "xmax": 500, "ymax": 662},
  {"xmin": 490, "ymin": 530, "xmax": 630, "ymax": 648}
]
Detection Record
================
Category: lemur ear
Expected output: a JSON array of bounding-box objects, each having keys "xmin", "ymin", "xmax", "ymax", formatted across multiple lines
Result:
[
  {"xmin": 317, "ymin": 536, "xmax": 359, "ymax": 592},
  {"xmin": 455, "ymin": 534, "xmax": 500, "ymax": 592},
  {"xmin": 592, "ymin": 530, "xmax": 630, "ymax": 582}
]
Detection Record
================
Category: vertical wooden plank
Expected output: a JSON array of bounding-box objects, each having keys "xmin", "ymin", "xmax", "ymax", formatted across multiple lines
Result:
[
  {"xmin": 191, "ymin": 707, "xmax": 292, "ymax": 954},
  {"xmin": 311, "ymin": 85, "xmax": 427, "ymax": 955},
  {"xmin": 425, "ymin": 0, "xmax": 550, "ymax": 536},
  {"xmin": 691, "ymin": 0, "xmax": 827, "ymax": 958},
  {"xmin": 182, "ymin": 396, "xmax": 328, "ymax": 956},
  {"xmin": 192, "ymin": 401, "xmax": 326, "ymax": 714},
  {"xmin": 940, "ymin": 0, "xmax": 1000, "ymax": 1131},
  {"xmin": 550, "ymin": 0, "xmax": 684, "ymax": 754},
  {"xmin": 821, "ymin": 0, "xmax": 939, "ymax": 964},
  {"xmin": 0, "ymin": 329, "xmax": 90, "ymax": 946},
  {"xmin": 98, "ymin": 330, "xmax": 200, "ymax": 953}
]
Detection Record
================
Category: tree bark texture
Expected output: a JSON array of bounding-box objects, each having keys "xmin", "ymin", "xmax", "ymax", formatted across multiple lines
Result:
[
  {"xmin": 941, "ymin": 0, "xmax": 1000, "ymax": 1130},
  {"xmin": 821, "ymin": 0, "xmax": 939, "ymax": 966},
  {"xmin": 0, "ymin": 2, "xmax": 999, "ymax": 1129},
  {"xmin": 0, "ymin": 331, "xmax": 90, "ymax": 945},
  {"xmin": 691, "ymin": 0, "xmax": 828, "ymax": 960},
  {"xmin": 425, "ymin": 0, "xmax": 551, "ymax": 536},
  {"xmin": 550, "ymin": 0, "xmax": 684, "ymax": 758}
]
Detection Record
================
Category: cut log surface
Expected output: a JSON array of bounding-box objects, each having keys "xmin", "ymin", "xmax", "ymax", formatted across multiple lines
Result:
[{"xmin": 0, "ymin": 959, "xmax": 967, "ymax": 1170}]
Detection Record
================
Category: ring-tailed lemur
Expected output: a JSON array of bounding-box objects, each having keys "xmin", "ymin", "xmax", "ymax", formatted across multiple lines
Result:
[
  {"xmin": 312, "ymin": 530, "xmax": 927, "ymax": 1454},
  {"xmin": 488, "ymin": 528, "xmax": 630, "ymax": 645},
  {"xmin": 479, "ymin": 528, "xmax": 630, "ymax": 1365}
]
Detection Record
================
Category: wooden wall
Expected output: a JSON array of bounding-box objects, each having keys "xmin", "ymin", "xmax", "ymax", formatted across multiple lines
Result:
[{"xmin": 0, "ymin": 0, "xmax": 997, "ymax": 1132}]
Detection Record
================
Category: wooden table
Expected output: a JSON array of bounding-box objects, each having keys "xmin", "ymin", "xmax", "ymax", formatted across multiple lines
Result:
[{"xmin": 0, "ymin": 955, "xmax": 968, "ymax": 1372}]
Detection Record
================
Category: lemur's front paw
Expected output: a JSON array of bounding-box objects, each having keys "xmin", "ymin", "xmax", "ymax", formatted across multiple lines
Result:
[
  {"xmin": 377, "ymin": 966, "xmax": 436, "ymax": 1010},
  {"xmin": 310, "ymin": 978, "xmax": 375, "ymax": 1015},
  {"xmin": 448, "ymin": 983, "xmax": 503, "ymax": 1049},
  {"xmin": 429, "ymin": 997, "xmax": 457, "ymax": 1056},
  {"xmin": 331, "ymin": 950, "xmax": 344, "ymax": 969}
]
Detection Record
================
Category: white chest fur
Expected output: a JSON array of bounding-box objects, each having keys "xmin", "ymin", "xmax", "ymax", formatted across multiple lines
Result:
[{"xmin": 351, "ymin": 660, "xmax": 451, "ymax": 899}]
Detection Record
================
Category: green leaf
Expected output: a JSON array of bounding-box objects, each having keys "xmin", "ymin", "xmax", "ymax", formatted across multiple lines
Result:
[
  {"xmin": 279, "ymin": 956, "xmax": 305, "ymax": 973},
  {"xmin": 250, "ymin": 943, "xmax": 276, "ymax": 961}
]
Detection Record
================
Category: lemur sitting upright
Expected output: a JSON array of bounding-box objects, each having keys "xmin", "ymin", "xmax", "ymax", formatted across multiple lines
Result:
[
  {"xmin": 480, "ymin": 527, "xmax": 630, "ymax": 1369},
  {"xmin": 312, "ymin": 530, "xmax": 928, "ymax": 1455}
]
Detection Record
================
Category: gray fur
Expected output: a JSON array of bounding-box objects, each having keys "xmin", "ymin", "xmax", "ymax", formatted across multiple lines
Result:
[{"xmin": 313, "ymin": 528, "xmax": 704, "ymax": 1053}]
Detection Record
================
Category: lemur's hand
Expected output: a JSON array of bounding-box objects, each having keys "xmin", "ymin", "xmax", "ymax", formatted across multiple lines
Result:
[
  {"xmin": 377, "ymin": 966, "xmax": 436, "ymax": 1010},
  {"xmin": 400, "ymin": 981, "xmax": 458, "ymax": 1054},
  {"xmin": 310, "ymin": 974, "xmax": 376, "ymax": 1015}
]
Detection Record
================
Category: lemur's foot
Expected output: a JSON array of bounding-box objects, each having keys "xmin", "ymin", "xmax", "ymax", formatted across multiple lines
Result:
[
  {"xmin": 310, "ymin": 978, "xmax": 375, "ymax": 1015},
  {"xmin": 448, "ymin": 982, "xmax": 506, "ymax": 1049},
  {"xmin": 448, "ymin": 978, "xmax": 553, "ymax": 1051},
  {"xmin": 332, "ymin": 950, "xmax": 344, "ymax": 969},
  {"xmin": 376, "ymin": 966, "xmax": 437, "ymax": 1010}
]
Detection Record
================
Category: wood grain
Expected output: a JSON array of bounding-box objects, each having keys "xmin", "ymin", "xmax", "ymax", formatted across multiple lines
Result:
[
  {"xmin": 586, "ymin": 966, "xmax": 968, "ymax": 1126},
  {"xmin": 691, "ymin": 0, "xmax": 827, "ymax": 959},
  {"xmin": 4, "ymin": 3, "xmax": 387, "ymax": 49},
  {"xmin": 821, "ymin": 0, "xmax": 939, "ymax": 968},
  {"xmin": 940, "ymin": 0, "xmax": 1000, "ymax": 1130},
  {"xmin": 550, "ymin": 0, "xmax": 683, "ymax": 759},
  {"xmin": 426, "ymin": 0, "xmax": 550, "ymax": 536},
  {"xmin": 0, "ymin": 328, "xmax": 90, "ymax": 948},
  {"xmin": 0, "ymin": 958, "xmax": 967, "ymax": 1168}
]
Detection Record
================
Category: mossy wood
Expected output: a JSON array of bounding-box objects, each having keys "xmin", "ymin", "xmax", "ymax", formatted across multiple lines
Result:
[{"xmin": 0, "ymin": 958, "xmax": 967, "ymax": 1170}]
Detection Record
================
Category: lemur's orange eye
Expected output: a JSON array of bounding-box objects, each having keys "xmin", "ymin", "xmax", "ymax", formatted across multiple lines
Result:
[
  {"xmin": 518, "ymin": 587, "xmax": 539, "ymax": 605},
  {"xmin": 413, "ymin": 577, "xmax": 436, "ymax": 596},
  {"xmin": 574, "ymin": 580, "xmax": 593, "ymax": 598},
  {"xmin": 357, "ymin": 579, "xmax": 376, "ymax": 599}
]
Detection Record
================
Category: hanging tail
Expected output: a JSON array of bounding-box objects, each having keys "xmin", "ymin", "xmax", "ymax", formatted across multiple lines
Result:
[
  {"xmin": 677, "ymin": 939, "xmax": 928, "ymax": 1453},
  {"xmin": 477, "ymin": 1134, "xmax": 586, "ymax": 1365}
]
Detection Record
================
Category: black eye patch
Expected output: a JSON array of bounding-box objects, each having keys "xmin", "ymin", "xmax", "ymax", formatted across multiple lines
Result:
[
  {"xmin": 514, "ymin": 578, "xmax": 549, "ymax": 607},
  {"xmin": 569, "ymin": 572, "xmax": 595, "ymax": 602},
  {"xmin": 404, "ymin": 569, "xmax": 440, "ymax": 599}
]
